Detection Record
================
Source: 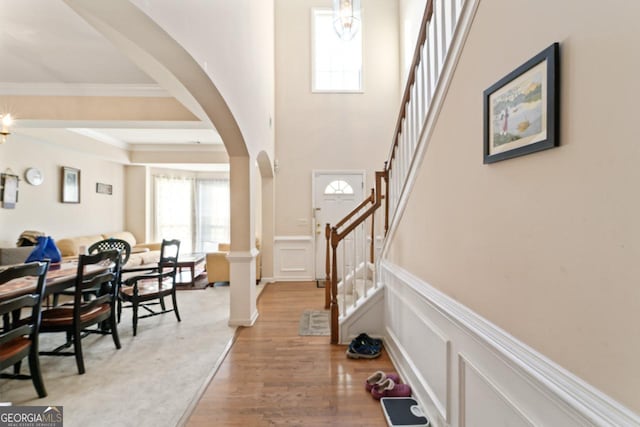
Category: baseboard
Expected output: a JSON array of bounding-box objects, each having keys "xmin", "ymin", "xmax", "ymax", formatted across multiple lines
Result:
[
  {"xmin": 381, "ymin": 260, "xmax": 640, "ymax": 427},
  {"xmin": 228, "ymin": 310, "xmax": 259, "ymax": 327}
]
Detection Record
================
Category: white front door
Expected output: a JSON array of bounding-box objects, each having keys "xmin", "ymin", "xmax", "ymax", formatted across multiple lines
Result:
[{"xmin": 313, "ymin": 171, "xmax": 365, "ymax": 280}]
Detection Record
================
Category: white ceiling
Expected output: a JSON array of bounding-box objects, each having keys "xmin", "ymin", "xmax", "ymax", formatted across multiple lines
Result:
[{"xmin": 0, "ymin": 0, "xmax": 223, "ymax": 149}]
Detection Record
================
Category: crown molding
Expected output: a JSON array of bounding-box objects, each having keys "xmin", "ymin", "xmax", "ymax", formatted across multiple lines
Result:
[{"xmin": 0, "ymin": 83, "xmax": 169, "ymax": 97}]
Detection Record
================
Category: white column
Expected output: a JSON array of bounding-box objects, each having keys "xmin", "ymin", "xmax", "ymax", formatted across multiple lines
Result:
[
  {"xmin": 228, "ymin": 156, "xmax": 258, "ymax": 326},
  {"xmin": 260, "ymin": 174, "xmax": 275, "ymax": 281}
]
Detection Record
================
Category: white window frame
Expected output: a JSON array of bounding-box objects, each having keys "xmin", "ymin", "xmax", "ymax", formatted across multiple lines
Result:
[{"xmin": 310, "ymin": 7, "xmax": 364, "ymax": 94}]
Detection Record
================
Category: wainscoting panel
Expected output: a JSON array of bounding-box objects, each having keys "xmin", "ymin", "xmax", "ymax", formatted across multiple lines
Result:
[
  {"xmin": 458, "ymin": 355, "xmax": 534, "ymax": 427},
  {"xmin": 274, "ymin": 236, "xmax": 314, "ymax": 281},
  {"xmin": 381, "ymin": 260, "xmax": 640, "ymax": 427},
  {"xmin": 386, "ymin": 286, "xmax": 451, "ymax": 422}
]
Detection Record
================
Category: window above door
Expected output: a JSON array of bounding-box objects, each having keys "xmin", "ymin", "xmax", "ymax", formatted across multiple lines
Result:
[{"xmin": 311, "ymin": 8, "xmax": 363, "ymax": 93}]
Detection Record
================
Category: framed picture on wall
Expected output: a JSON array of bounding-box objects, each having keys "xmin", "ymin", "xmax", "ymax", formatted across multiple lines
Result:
[
  {"xmin": 483, "ymin": 42, "xmax": 560, "ymax": 164},
  {"xmin": 1, "ymin": 173, "xmax": 19, "ymax": 209},
  {"xmin": 61, "ymin": 166, "xmax": 81, "ymax": 203},
  {"xmin": 96, "ymin": 182, "xmax": 113, "ymax": 195}
]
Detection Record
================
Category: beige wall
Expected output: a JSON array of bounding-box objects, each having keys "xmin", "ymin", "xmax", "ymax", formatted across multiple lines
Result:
[
  {"xmin": 388, "ymin": 0, "xmax": 640, "ymax": 412},
  {"xmin": 124, "ymin": 165, "xmax": 150, "ymax": 244},
  {"xmin": 0, "ymin": 133, "xmax": 125, "ymax": 247},
  {"xmin": 130, "ymin": 0, "xmax": 276, "ymax": 162},
  {"xmin": 275, "ymin": 0, "xmax": 400, "ymax": 236}
]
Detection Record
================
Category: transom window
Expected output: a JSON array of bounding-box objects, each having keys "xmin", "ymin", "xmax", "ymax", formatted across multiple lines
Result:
[
  {"xmin": 324, "ymin": 180, "xmax": 354, "ymax": 195},
  {"xmin": 312, "ymin": 8, "xmax": 363, "ymax": 92}
]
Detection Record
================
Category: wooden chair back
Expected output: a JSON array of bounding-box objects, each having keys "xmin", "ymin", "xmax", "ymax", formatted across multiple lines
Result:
[{"xmin": 0, "ymin": 261, "xmax": 50, "ymax": 397}]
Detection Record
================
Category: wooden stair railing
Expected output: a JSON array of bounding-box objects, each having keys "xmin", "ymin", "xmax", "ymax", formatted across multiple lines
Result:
[
  {"xmin": 328, "ymin": 170, "xmax": 387, "ymax": 344},
  {"xmin": 324, "ymin": 188, "xmax": 376, "ymax": 310},
  {"xmin": 324, "ymin": 0, "xmax": 469, "ymax": 344}
]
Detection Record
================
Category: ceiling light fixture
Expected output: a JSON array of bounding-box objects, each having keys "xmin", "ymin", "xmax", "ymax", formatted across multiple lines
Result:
[
  {"xmin": 0, "ymin": 114, "xmax": 13, "ymax": 144},
  {"xmin": 333, "ymin": 0, "xmax": 360, "ymax": 41}
]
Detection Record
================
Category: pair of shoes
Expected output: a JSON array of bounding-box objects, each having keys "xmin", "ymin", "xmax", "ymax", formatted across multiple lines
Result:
[
  {"xmin": 346, "ymin": 340, "xmax": 381, "ymax": 359},
  {"xmin": 355, "ymin": 333, "xmax": 382, "ymax": 350},
  {"xmin": 370, "ymin": 378, "xmax": 412, "ymax": 400},
  {"xmin": 365, "ymin": 370, "xmax": 400, "ymax": 392}
]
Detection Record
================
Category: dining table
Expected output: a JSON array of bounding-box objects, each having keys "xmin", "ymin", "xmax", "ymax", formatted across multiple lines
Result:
[{"xmin": 0, "ymin": 260, "xmax": 109, "ymax": 303}]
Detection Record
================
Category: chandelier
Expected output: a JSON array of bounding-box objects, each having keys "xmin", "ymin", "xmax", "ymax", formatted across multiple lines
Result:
[{"xmin": 333, "ymin": 0, "xmax": 361, "ymax": 41}]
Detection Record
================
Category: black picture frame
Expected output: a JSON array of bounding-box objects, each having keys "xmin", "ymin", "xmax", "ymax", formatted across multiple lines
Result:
[
  {"xmin": 96, "ymin": 182, "xmax": 113, "ymax": 195},
  {"xmin": 483, "ymin": 42, "xmax": 560, "ymax": 164},
  {"xmin": 61, "ymin": 166, "xmax": 81, "ymax": 203}
]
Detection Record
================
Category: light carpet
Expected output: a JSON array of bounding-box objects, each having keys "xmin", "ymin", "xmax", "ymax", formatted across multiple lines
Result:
[
  {"xmin": 298, "ymin": 309, "xmax": 330, "ymax": 336},
  {"xmin": 0, "ymin": 286, "xmax": 237, "ymax": 427}
]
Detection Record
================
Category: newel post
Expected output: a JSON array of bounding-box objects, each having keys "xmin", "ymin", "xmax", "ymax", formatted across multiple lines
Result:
[{"xmin": 330, "ymin": 226, "xmax": 339, "ymax": 344}]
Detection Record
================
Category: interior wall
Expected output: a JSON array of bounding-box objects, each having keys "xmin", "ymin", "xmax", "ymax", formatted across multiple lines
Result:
[
  {"xmin": 124, "ymin": 165, "xmax": 149, "ymax": 244},
  {"xmin": 129, "ymin": 0, "xmax": 276, "ymax": 161},
  {"xmin": 274, "ymin": 0, "xmax": 400, "ymax": 236},
  {"xmin": 387, "ymin": 0, "xmax": 640, "ymax": 412},
  {"xmin": 0, "ymin": 133, "xmax": 125, "ymax": 247}
]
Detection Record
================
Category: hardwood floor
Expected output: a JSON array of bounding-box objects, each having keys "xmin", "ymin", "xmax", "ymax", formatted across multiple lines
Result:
[{"xmin": 186, "ymin": 281, "xmax": 396, "ymax": 426}]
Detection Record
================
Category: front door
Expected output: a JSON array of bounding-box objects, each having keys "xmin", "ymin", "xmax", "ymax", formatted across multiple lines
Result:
[{"xmin": 313, "ymin": 171, "xmax": 365, "ymax": 280}]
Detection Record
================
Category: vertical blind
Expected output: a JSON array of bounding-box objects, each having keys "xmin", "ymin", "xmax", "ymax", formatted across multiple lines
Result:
[{"xmin": 153, "ymin": 175, "xmax": 230, "ymax": 253}]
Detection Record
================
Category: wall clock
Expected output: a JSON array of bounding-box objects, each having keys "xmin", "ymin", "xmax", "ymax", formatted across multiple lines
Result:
[{"xmin": 25, "ymin": 167, "xmax": 43, "ymax": 186}]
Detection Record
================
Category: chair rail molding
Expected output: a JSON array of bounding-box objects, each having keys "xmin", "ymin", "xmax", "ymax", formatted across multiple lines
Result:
[{"xmin": 381, "ymin": 260, "xmax": 640, "ymax": 427}]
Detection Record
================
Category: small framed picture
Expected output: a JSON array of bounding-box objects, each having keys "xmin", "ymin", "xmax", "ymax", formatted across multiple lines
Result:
[
  {"xmin": 483, "ymin": 42, "xmax": 560, "ymax": 164},
  {"xmin": 1, "ymin": 173, "xmax": 19, "ymax": 209},
  {"xmin": 61, "ymin": 167, "xmax": 81, "ymax": 203},
  {"xmin": 96, "ymin": 182, "xmax": 113, "ymax": 195}
]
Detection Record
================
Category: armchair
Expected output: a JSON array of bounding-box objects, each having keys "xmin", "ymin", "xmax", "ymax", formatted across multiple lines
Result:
[{"xmin": 206, "ymin": 239, "xmax": 261, "ymax": 284}]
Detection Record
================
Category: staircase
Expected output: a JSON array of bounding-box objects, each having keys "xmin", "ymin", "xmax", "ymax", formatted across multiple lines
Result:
[{"xmin": 326, "ymin": 0, "xmax": 473, "ymax": 344}]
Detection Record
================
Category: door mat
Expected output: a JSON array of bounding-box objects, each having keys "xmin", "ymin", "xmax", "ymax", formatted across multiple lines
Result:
[{"xmin": 298, "ymin": 310, "xmax": 330, "ymax": 336}]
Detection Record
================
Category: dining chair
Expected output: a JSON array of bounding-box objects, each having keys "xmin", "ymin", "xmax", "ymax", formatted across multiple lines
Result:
[
  {"xmin": 0, "ymin": 260, "xmax": 50, "ymax": 398},
  {"xmin": 39, "ymin": 250, "xmax": 121, "ymax": 375},
  {"xmin": 53, "ymin": 238, "xmax": 131, "ymax": 306},
  {"xmin": 118, "ymin": 239, "xmax": 181, "ymax": 336}
]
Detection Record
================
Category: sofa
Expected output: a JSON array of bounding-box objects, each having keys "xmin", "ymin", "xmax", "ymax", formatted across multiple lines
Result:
[
  {"xmin": 54, "ymin": 231, "xmax": 161, "ymax": 268},
  {"xmin": 206, "ymin": 239, "xmax": 261, "ymax": 284},
  {"xmin": 0, "ymin": 231, "xmax": 161, "ymax": 268},
  {"xmin": 0, "ymin": 246, "xmax": 35, "ymax": 266}
]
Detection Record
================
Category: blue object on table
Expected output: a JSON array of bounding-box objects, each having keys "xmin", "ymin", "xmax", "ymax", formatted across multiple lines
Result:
[{"xmin": 25, "ymin": 236, "xmax": 62, "ymax": 263}]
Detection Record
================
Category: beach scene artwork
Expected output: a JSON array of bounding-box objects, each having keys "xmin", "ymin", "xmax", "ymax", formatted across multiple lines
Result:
[{"xmin": 489, "ymin": 61, "xmax": 547, "ymax": 155}]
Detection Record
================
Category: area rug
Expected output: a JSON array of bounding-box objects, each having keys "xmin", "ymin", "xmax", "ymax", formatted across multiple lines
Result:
[
  {"xmin": 0, "ymin": 287, "xmax": 236, "ymax": 427},
  {"xmin": 175, "ymin": 272, "xmax": 210, "ymax": 290},
  {"xmin": 298, "ymin": 310, "xmax": 330, "ymax": 336}
]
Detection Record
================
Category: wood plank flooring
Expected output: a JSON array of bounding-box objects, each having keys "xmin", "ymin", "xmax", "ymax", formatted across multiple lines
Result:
[{"xmin": 186, "ymin": 281, "xmax": 396, "ymax": 427}]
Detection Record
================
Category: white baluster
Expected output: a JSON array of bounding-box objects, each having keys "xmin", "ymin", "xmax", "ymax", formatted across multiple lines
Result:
[
  {"xmin": 362, "ymin": 220, "xmax": 368, "ymax": 299},
  {"xmin": 415, "ymin": 59, "xmax": 425, "ymax": 130},
  {"xmin": 351, "ymin": 224, "xmax": 356, "ymax": 308},
  {"xmin": 401, "ymin": 117, "xmax": 408, "ymax": 179},
  {"xmin": 428, "ymin": 18, "xmax": 438, "ymax": 95},
  {"xmin": 456, "ymin": 0, "xmax": 464, "ymax": 19},
  {"xmin": 409, "ymin": 83, "xmax": 420, "ymax": 153},
  {"xmin": 445, "ymin": 0, "xmax": 455, "ymax": 49},
  {"xmin": 422, "ymin": 40, "xmax": 431, "ymax": 111}
]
